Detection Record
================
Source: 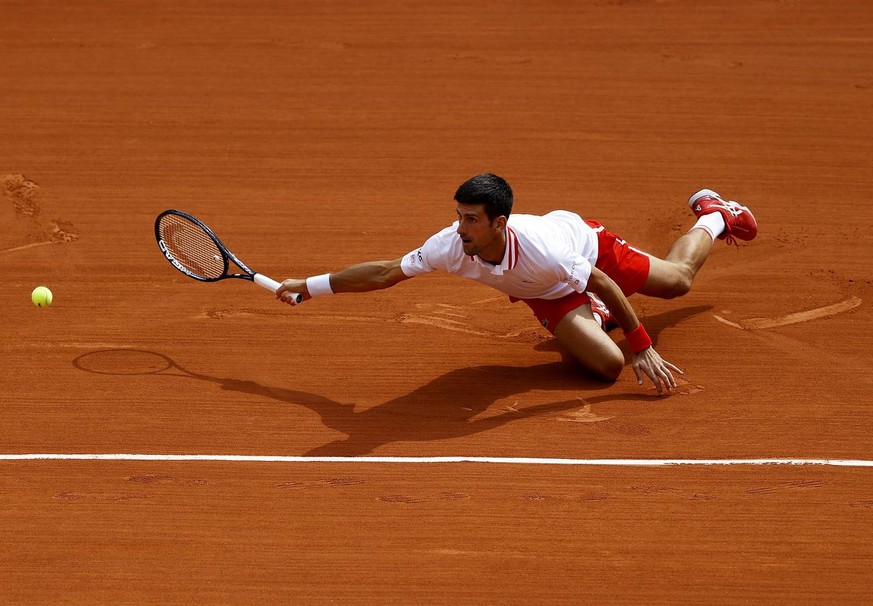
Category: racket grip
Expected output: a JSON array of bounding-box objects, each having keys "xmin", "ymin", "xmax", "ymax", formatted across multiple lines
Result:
[{"xmin": 254, "ymin": 274, "xmax": 303, "ymax": 304}]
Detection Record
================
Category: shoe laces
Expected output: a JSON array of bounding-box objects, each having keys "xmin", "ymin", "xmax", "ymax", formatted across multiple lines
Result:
[
  {"xmin": 711, "ymin": 199, "xmax": 744, "ymax": 218},
  {"xmin": 710, "ymin": 199, "xmax": 744, "ymax": 246}
]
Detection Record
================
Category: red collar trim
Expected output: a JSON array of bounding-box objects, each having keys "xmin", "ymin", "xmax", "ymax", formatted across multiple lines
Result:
[{"xmin": 506, "ymin": 226, "xmax": 519, "ymax": 270}]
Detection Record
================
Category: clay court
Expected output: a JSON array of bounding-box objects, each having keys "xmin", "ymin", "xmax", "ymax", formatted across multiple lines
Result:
[{"xmin": 2, "ymin": 0, "xmax": 872, "ymax": 603}]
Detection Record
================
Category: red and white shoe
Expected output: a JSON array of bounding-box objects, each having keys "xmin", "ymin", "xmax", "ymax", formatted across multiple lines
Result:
[
  {"xmin": 689, "ymin": 188, "xmax": 758, "ymax": 244},
  {"xmin": 588, "ymin": 292, "xmax": 619, "ymax": 332}
]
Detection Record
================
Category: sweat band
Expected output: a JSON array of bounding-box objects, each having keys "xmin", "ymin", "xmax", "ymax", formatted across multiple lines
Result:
[
  {"xmin": 625, "ymin": 324, "xmax": 652, "ymax": 353},
  {"xmin": 306, "ymin": 273, "xmax": 334, "ymax": 297}
]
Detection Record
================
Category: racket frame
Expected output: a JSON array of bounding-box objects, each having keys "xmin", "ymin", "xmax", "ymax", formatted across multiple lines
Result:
[{"xmin": 155, "ymin": 209, "xmax": 299, "ymax": 301}]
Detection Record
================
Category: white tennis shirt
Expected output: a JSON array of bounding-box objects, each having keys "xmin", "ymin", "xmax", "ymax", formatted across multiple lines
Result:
[{"xmin": 400, "ymin": 210, "xmax": 601, "ymax": 300}]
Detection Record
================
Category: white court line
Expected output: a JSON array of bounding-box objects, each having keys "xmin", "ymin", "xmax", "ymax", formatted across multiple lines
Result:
[{"xmin": 0, "ymin": 454, "xmax": 871, "ymax": 466}]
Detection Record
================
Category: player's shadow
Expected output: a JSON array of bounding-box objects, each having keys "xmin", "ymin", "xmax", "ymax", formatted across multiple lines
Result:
[
  {"xmin": 75, "ymin": 305, "xmax": 709, "ymax": 456},
  {"xmin": 216, "ymin": 304, "xmax": 711, "ymax": 455},
  {"xmin": 225, "ymin": 361, "xmax": 613, "ymax": 456}
]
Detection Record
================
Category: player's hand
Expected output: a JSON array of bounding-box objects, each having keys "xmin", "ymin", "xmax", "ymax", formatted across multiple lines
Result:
[
  {"xmin": 276, "ymin": 279, "xmax": 310, "ymax": 306},
  {"xmin": 632, "ymin": 347, "xmax": 683, "ymax": 396}
]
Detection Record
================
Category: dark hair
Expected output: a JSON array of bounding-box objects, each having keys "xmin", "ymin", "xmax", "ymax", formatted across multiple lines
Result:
[{"xmin": 454, "ymin": 173, "xmax": 513, "ymax": 222}]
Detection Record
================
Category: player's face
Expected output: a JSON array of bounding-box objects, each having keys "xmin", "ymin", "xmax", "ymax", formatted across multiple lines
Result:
[{"xmin": 456, "ymin": 203, "xmax": 506, "ymax": 261}]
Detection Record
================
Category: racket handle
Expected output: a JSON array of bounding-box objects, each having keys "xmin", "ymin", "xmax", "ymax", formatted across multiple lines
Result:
[{"xmin": 254, "ymin": 274, "xmax": 303, "ymax": 304}]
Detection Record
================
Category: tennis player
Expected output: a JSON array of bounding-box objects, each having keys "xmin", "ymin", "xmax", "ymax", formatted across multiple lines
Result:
[{"xmin": 276, "ymin": 173, "xmax": 757, "ymax": 395}]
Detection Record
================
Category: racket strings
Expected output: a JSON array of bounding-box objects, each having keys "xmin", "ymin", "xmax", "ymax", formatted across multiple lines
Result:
[{"xmin": 158, "ymin": 214, "xmax": 225, "ymax": 279}]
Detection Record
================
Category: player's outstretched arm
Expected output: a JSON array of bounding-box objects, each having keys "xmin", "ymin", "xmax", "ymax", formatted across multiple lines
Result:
[
  {"xmin": 276, "ymin": 257, "xmax": 410, "ymax": 305},
  {"xmin": 586, "ymin": 268, "xmax": 683, "ymax": 395}
]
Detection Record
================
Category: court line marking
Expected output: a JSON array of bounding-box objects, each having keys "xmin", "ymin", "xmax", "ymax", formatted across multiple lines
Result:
[{"xmin": 1, "ymin": 454, "xmax": 871, "ymax": 466}]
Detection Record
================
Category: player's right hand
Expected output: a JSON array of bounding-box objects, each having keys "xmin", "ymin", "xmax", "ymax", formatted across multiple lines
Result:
[
  {"xmin": 632, "ymin": 347, "xmax": 683, "ymax": 396},
  {"xmin": 276, "ymin": 279, "xmax": 310, "ymax": 306}
]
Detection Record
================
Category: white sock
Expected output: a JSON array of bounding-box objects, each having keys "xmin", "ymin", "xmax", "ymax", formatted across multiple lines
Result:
[{"xmin": 691, "ymin": 212, "xmax": 726, "ymax": 241}]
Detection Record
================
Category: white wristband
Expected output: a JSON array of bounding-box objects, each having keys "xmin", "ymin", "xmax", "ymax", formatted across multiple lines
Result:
[{"xmin": 306, "ymin": 273, "xmax": 334, "ymax": 297}]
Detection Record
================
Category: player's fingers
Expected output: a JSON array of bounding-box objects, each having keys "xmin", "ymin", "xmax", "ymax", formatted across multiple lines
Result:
[
  {"xmin": 664, "ymin": 361, "xmax": 684, "ymax": 375},
  {"xmin": 645, "ymin": 367, "xmax": 663, "ymax": 395},
  {"xmin": 279, "ymin": 291, "xmax": 298, "ymax": 305},
  {"xmin": 661, "ymin": 367, "xmax": 676, "ymax": 390},
  {"xmin": 633, "ymin": 364, "xmax": 644, "ymax": 385},
  {"xmin": 275, "ymin": 281, "xmax": 297, "ymax": 298},
  {"xmin": 652, "ymin": 364, "xmax": 674, "ymax": 389}
]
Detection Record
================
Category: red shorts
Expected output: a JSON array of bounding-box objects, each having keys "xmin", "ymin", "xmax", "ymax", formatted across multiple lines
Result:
[{"xmin": 514, "ymin": 220, "xmax": 651, "ymax": 334}]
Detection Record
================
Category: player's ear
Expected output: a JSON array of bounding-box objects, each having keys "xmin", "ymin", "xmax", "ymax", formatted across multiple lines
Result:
[{"xmin": 493, "ymin": 215, "xmax": 507, "ymax": 230}]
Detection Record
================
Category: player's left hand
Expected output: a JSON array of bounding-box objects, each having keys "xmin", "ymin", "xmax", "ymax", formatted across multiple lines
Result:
[{"xmin": 632, "ymin": 347, "xmax": 683, "ymax": 395}]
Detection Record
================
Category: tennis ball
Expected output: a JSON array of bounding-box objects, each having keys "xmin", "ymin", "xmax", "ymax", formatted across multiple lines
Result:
[{"xmin": 31, "ymin": 286, "xmax": 53, "ymax": 307}]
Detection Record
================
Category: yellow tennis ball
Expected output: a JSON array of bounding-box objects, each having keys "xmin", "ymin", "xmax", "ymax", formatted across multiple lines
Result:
[{"xmin": 31, "ymin": 286, "xmax": 53, "ymax": 307}]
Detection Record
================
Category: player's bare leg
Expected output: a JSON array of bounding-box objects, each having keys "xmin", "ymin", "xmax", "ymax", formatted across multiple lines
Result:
[
  {"xmin": 553, "ymin": 305, "xmax": 625, "ymax": 381},
  {"xmin": 639, "ymin": 188, "xmax": 758, "ymax": 300},
  {"xmin": 639, "ymin": 229, "xmax": 713, "ymax": 299}
]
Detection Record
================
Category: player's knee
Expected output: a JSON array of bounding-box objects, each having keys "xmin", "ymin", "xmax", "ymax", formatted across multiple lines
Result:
[
  {"xmin": 603, "ymin": 355, "xmax": 625, "ymax": 381},
  {"xmin": 663, "ymin": 269, "xmax": 694, "ymax": 299},
  {"xmin": 670, "ymin": 277, "xmax": 693, "ymax": 298},
  {"xmin": 587, "ymin": 352, "xmax": 624, "ymax": 382}
]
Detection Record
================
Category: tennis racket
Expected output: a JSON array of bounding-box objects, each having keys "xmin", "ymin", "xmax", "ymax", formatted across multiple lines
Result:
[{"xmin": 155, "ymin": 209, "xmax": 302, "ymax": 303}]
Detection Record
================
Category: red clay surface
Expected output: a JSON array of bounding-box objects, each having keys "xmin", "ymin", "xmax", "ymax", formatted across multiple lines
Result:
[{"xmin": 2, "ymin": 1, "xmax": 872, "ymax": 603}]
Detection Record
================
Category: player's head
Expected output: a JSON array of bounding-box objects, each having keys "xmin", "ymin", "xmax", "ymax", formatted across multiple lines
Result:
[{"xmin": 454, "ymin": 173, "xmax": 513, "ymax": 223}]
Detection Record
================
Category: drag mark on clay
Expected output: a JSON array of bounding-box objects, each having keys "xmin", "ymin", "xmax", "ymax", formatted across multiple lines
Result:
[
  {"xmin": 400, "ymin": 315, "xmax": 536, "ymax": 339},
  {"xmin": 399, "ymin": 302, "xmax": 540, "ymax": 339},
  {"xmin": 54, "ymin": 491, "xmax": 150, "ymax": 502},
  {"xmin": 2, "ymin": 173, "xmax": 41, "ymax": 216},
  {"xmin": 275, "ymin": 477, "xmax": 365, "ymax": 490},
  {"xmin": 126, "ymin": 474, "xmax": 211, "ymax": 486},
  {"xmin": 713, "ymin": 296, "xmax": 861, "ymax": 330},
  {"xmin": 1, "ymin": 241, "xmax": 57, "ymax": 254},
  {"xmin": 378, "ymin": 491, "xmax": 470, "ymax": 504},
  {"xmin": 1, "ymin": 174, "xmax": 80, "ymax": 254},
  {"xmin": 669, "ymin": 376, "xmax": 704, "ymax": 395},
  {"xmin": 554, "ymin": 404, "xmax": 615, "ymax": 423},
  {"xmin": 426, "ymin": 303, "xmax": 468, "ymax": 318},
  {"xmin": 746, "ymin": 479, "xmax": 826, "ymax": 494},
  {"xmin": 19, "ymin": 341, "xmax": 131, "ymax": 350},
  {"xmin": 199, "ymin": 308, "xmax": 385, "ymax": 322}
]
